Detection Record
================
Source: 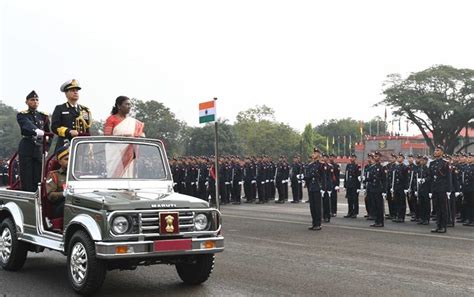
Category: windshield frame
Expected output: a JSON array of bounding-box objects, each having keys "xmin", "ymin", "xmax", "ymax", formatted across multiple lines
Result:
[{"xmin": 68, "ymin": 136, "xmax": 171, "ymax": 182}]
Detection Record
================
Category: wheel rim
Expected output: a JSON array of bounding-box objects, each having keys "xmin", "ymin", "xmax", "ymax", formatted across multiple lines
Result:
[
  {"xmin": 0, "ymin": 228, "xmax": 12, "ymax": 263},
  {"xmin": 70, "ymin": 242, "xmax": 88, "ymax": 285}
]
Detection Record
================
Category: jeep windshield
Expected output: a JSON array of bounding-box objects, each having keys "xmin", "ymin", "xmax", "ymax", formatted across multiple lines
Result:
[{"xmin": 73, "ymin": 141, "xmax": 167, "ymax": 180}]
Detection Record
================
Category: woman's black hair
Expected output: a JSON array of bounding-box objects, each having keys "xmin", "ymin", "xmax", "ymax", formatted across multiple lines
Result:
[{"xmin": 111, "ymin": 96, "xmax": 130, "ymax": 115}]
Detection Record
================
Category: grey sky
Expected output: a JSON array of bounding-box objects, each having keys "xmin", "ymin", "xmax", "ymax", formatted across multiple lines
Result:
[{"xmin": 1, "ymin": 0, "xmax": 473, "ymax": 133}]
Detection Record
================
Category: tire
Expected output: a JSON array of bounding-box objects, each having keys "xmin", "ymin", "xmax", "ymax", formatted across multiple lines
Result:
[
  {"xmin": 67, "ymin": 230, "xmax": 106, "ymax": 295},
  {"xmin": 176, "ymin": 254, "xmax": 215, "ymax": 285},
  {"xmin": 0, "ymin": 218, "xmax": 28, "ymax": 271}
]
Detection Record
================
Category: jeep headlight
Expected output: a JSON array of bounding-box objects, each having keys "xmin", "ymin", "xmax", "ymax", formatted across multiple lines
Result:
[
  {"xmin": 194, "ymin": 213, "xmax": 209, "ymax": 231},
  {"xmin": 112, "ymin": 216, "xmax": 130, "ymax": 234}
]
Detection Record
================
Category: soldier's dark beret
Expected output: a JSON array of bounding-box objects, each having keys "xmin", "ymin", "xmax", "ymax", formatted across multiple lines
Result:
[
  {"xmin": 374, "ymin": 151, "xmax": 382, "ymax": 156},
  {"xmin": 398, "ymin": 153, "xmax": 405, "ymax": 158},
  {"xmin": 313, "ymin": 148, "xmax": 321, "ymax": 153},
  {"xmin": 329, "ymin": 153, "xmax": 336, "ymax": 157},
  {"xmin": 350, "ymin": 153, "xmax": 357, "ymax": 158},
  {"xmin": 423, "ymin": 155, "xmax": 429, "ymax": 160},
  {"xmin": 322, "ymin": 153, "xmax": 328, "ymax": 157},
  {"xmin": 408, "ymin": 154, "xmax": 414, "ymax": 158},
  {"xmin": 26, "ymin": 90, "xmax": 38, "ymax": 100},
  {"xmin": 416, "ymin": 155, "xmax": 423, "ymax": 158},
  {"xmin": 435, "ymin": 145, "xmax": 444, "ymax": 151},
  {"xmin": 390, "ymin": 153, "xmax": 397, "ymax": 158}
]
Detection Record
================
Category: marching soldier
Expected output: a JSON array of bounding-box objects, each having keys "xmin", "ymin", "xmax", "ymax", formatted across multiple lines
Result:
[
  {"xmin": 344, "ymin": 153, "xmax": 361, "ymax": 218},
  {"xmin": 256, "ymin": 156, "xmax": 267, "ymax": 204},
  {"xmin": 51, "ymin": 79, "xmax": 91, "ymax": 150},
  {"xmin": 429, "ymin": 145, "xmax": 450, "ymax": 233},
  {"xmin": 276, "ymin": 156, "xmax": 290, "ymax": 203},
  {"xmin": 243, "ymin": 157, "xmax": 257, "ymax": 203},
  {"xmin": 367, "ymin": 151, "xmax": 386, "ymax": 227},
  {"xmin": 363, "ymin": 153, "xmax": 374, "ymax": 219},
  {"xmin": 17, "ymin": 90, "xmax": 51, "ymax": 192},
  {"xmin": 307, "ymin": 148, "xmax": 323, "ymax": 231},
  {"xmin": 231, "ymin": 158, "xmax": 243, "ymax": 204}
]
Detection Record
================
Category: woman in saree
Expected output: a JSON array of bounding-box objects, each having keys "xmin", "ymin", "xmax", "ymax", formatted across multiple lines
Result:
[{"xmin": 104, "ymin": 96, "xmax": 145, "ymax": 178}]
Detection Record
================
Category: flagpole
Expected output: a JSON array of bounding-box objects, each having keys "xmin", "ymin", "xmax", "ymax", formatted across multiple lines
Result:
[{"xmin": 213, "ymin": 97, "xmax": 220, "ymax": 210}]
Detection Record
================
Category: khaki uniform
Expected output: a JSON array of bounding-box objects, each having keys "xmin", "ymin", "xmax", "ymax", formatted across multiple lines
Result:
[{"xmin": 46, "ymin": 168, "xmax": 67, "ymax": 218}]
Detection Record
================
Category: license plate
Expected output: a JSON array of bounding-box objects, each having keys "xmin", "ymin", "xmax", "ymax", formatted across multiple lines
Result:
[{"xmin": 154, "ymin": 239, "xmax": 192, "ymax": 252}]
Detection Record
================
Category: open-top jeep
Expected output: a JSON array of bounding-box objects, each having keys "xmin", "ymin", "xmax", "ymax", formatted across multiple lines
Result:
[{"xmin": 0, "ymin": 136, "xmax": 223, "ymax": 295}]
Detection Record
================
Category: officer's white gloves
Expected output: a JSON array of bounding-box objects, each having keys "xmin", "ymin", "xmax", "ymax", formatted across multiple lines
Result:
[{"xmin": 35, "ymin": 129, "xmax": 45, "ymax": 137}]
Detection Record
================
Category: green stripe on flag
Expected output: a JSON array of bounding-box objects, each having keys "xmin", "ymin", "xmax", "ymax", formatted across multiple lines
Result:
[{"xmin": 199, "ymin": 114, "xmax": 215, "ymax": 123}]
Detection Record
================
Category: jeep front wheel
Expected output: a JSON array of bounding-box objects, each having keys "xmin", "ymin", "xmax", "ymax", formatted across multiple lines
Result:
[
  {"xmin": 176, "ymin": 254, "xmax": 215, "ymax": 285},
  {"xmin": 67, "ymin": 230, "xmax": 106, "ymax": 295},
  {"xmin": 0, "ymin": 218, "xmax": 28, "ymax": 271}
]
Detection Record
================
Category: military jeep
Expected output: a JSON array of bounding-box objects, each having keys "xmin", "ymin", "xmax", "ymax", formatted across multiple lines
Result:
[{"xmin": 0, "ymin": 136, "xmax": 224, "ymax": 295}]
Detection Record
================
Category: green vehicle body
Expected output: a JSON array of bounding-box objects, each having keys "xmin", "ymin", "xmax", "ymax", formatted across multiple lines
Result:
[{"xmin": 0, "ymin": 136, "xmax": 223, "ymax": 293}]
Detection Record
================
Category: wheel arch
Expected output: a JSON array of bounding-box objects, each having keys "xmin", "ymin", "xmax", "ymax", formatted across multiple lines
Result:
[
  {"xmin": 0, "ymin": 202, "xmax": 24, "ymax": 234},
  {"xmin": 64, "ymin": 214, "xmax": 102, "ymax": 252}
]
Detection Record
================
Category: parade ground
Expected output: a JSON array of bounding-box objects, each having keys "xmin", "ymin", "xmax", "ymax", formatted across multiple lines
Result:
[{"xmin": 0, "ymin": 193, "xmax": 473, "ymax": 297}]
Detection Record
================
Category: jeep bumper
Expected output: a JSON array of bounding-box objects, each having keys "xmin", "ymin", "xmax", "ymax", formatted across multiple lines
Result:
[{"xmin": 95, "ymin": 236, "xmax": 224, "ymax": 259}]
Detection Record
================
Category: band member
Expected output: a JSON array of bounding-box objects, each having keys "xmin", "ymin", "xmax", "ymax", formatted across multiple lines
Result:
[
  {"xmin": 51, "ymin": 79, "xmax": 91, "ymax": 150},
  {"xmin": 17, "ymin": 91, "xmax": 51, "ymax": 192},
  {"xmin": 344, "ymin": 153, "xmax": 361, "ymax": 218}
]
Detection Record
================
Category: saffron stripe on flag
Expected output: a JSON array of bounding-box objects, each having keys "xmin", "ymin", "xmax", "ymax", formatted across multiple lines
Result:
[
  {"xmin": 199, "ymin": 101, "xmax": 215, "ymax": 110},
  {"xmin": 199, "ymin": 114, "xmax": 215, "ymax": 123}
]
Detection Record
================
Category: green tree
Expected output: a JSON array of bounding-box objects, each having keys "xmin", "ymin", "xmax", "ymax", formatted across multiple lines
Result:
[
  {"xmin": 185, "ymin": 119, "xmax": 243, "ymax": 156},
  {"xmin": 0, "ymin": 101, "xmax": 21, "ymax": 158},
  {"xmin": 315, "ymin": 118, "xmax": 361, "ymax": 154},
  {"xmin": 132, "ymin": 99, "xmax": 185, "ymax": 156},
  {"xmin": 235, "ymin": 106, "xmax": 300, "ymax": 158},
  {"xmin": 380, "ymin": 65, "xmax": 474, "ymax": 153}
]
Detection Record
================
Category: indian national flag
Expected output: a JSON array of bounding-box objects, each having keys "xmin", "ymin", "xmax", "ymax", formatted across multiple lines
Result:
[{"xmin": 199, "ymin": 100, "xmax": 216, "ymax": 123}]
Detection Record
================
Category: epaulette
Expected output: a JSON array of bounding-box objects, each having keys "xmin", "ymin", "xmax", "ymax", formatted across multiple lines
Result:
[
  {"xmin": 19, "ymin": 110, "xmax": 29, "ymax": 114},
  {"xmin": 79, "ymin": 104, "xmax": 89, "ymax": 111}
]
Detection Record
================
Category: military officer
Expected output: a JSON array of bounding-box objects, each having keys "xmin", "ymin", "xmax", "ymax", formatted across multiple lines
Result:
[
  {"xmin": 329, "ymin": 153, "xmax": 340, "ymax": 217},
  {"xmin": 46, "ymin": 146, "xmax": 69, "ymax": 218},
  {"xmin": 344, "ymin": 153, "xmax": 361, "ymax": 218},
  {"xmin": 290, "ymin": 155, "xmax": 303, "ymax": 203},
  {"xmin": 307, "ymin": 148, "xmax": 323, "ymax": 231},
  {"xmin": 391, "ymin": 153, "xmax": 409, "ymax": 222},
  {"xmin": 462, "ymin": 153, "xmax": 474, "ymax": 226},
  {"xmin": 384, "ymin": 153, "xmax": 397, "ymax": 220},
  {"xmin": 17, "ymin": 90, "xmax": 51, "ymax": 192},
  {"xmin": 51, "ymin": 79, "xmax": 91, "ymax": 150},
  {"xmin": 367, "ymin": 151, "xmax": 386, "ymax": 227},
  {"xmin": 320, "ymin": 154, "xmax": 334, "ymax": 222},
  {"xmin": 415, "ymin": 155, "xmax": 431, "ymax": 225},
  {"xmin": 429, "ymin": 145, "xmax": 450, "ymax": 233}
]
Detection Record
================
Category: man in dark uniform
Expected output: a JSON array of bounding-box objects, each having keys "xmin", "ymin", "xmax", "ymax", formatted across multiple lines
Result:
[
  {"xmin": 51, "ymin": 79, "xmax": 91, "ymax": 150},
  {"xmin": 243, "ymin": 157, "xmax": 257, "ymax": 203},
  {"xmin": 363, "ymin": 153, "xmax": 374, "ymax": 219},
  {"xmin": 231, "ymin": 158, "xmax": 243, "ymax": 204},
  {"xmin": 197, "ymin": 157, "xmax": 209, "ymax": 201},
  {"xmin": 17, "ymin": 90, "xmax": 51, "ymax": 192},
  {"xmin": 391, "ymin": 153, "xmax": 409, "ymax": 222},
  {"xmin": 329, "ymin": 153, "xmax": 340, "ymax": 217},
  {"xmin": 462, "ymin": 153, "xmax": 474, "ymax": 226},
  {"xmin": 406, "ymin": 155, "xmax": 418, "ymax": 220},
  {"xmin": 46, "ymin": 146, "xmax": 69, "ymax": 218},
  {"xmin": 256, "ymin": 156, "xmax": 267, "ymax": 204},
  {"xmin": 367, "ymin": 151, "xmax": 386, "ymax": 227},
  {"xmin": 320, "ymin": 154, "xmax": 333, "ymax": 222},
  {"xmin": 307, "ymin": 148, "xmax": 323, "ymax": 230},
  {"xmin": 429, "ymin": 145, "xmax": 450, "ymax": 233},
  {"xmin": 290, "ymin": 155, "xmax": 302, "ymax": 203},
  {"xmin": 415, "ymin": 155, "xmax": 431, "ymax": 225},
  {"xmin": 384, "ymin": 153, "xmax": 397, "ymax": 220},
  {"xmin": 344, "ymin": 153, "xmax": 361, "ymax": 218}
]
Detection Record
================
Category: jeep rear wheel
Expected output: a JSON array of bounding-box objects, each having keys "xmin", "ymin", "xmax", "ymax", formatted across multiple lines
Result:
[
  {"xmin": 176, "ymin": 254, "xmax": 215, "ymax": 285},
  {"xmin": 67, "ymin": 230, "xmax": 106, "ymax": 295},
  {"xmin": 0, "ymin": 218, "xmax": 27, "ymax": 271}
]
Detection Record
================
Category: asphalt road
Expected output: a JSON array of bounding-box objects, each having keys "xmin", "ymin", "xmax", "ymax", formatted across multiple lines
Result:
[{"xmin": 1, "ymin": 194, "xmax": 473, "ymax": 296}]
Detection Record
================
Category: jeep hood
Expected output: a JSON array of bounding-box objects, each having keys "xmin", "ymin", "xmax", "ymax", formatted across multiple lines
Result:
[{"xmin": 69, "ymin": 191, "xmax": 209, "ymax": 211}]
